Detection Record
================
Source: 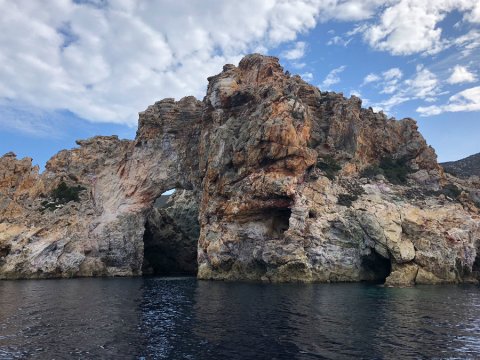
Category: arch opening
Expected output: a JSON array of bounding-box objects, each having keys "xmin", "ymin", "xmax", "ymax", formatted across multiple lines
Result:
[{"xmin": 142, "ymin": 189, "xmax": 199, "ymax": 276}]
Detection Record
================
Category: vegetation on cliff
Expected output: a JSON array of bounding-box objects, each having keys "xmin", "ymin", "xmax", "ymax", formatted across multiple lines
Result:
[{"xmin": 41, "ymin": 181, "xmax": 85, "ymax": 211}]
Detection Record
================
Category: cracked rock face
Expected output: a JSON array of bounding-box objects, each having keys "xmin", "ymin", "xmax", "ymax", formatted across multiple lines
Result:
[{"xmin": 0, "ymin": 54, "xmax": 479, "ymax": 285}]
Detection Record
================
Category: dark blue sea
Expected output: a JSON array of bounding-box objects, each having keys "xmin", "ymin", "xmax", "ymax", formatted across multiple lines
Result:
[{"xmin": 0, "ymin": 277, "xmax": 479, "ymax": 359}]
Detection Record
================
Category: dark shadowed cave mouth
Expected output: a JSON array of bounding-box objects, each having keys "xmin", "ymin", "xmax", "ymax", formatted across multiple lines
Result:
[
  {"xmin": 142, "ymin": 189, "xmax": 199, "ymax": 276},
  {"xmin": 361, "ymin": 250, "xmax": 392, "ymax": 284},
  {"xmin": 269, "ymin": 208, "xmax": 291, "ymax": 238}
]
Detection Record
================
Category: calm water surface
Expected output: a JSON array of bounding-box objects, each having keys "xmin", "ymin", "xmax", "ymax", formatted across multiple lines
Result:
[{"xmin": 0, "ymin": 278, "xmax": 479, "ymax": 359}]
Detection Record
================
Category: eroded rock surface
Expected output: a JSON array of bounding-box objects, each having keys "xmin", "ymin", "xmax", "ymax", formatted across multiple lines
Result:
[{"xmin": 1, "ymin": 54, "xmax": 479, "ymax": 285}]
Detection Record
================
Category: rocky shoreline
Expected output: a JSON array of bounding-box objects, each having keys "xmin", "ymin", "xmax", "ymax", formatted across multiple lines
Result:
[{"xmin": 1, "ymin": 54, "xmax": 479, "ymax": 286}]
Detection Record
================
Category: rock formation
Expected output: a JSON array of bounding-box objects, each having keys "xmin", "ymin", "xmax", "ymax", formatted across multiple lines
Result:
[{"xmin": 0, "ymin": 54, "xmax": 479, "ymax": 285}]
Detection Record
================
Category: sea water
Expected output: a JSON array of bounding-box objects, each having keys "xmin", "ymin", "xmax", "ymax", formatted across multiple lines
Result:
[{"xmin": 0, "ymin": 277, "xmax": 479, "ymax": 359}]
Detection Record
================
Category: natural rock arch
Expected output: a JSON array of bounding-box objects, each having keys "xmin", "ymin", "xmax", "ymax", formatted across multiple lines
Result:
[{"xmin": 0, "ymin": 54, "xmax": 479, "ymax": 286}]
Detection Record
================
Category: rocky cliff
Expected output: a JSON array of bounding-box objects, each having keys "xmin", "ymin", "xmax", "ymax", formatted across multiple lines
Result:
[{"xmin": 1, "ymin": 54, "xmax": 479, "ymax": 285}]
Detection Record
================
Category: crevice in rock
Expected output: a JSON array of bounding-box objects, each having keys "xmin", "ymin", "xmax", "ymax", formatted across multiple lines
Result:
[
  {"xmin": 360, "ymin": 250, "xmax": 392, "ymax": 284},
  {"xmin": 142, "ymin": 189, "xmax": 199, "ymax": 276}
]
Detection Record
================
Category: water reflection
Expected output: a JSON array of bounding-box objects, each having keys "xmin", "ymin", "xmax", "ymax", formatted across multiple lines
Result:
[
  {"xmin": 0, "ymin": 278, "xmax": 145, "ymax": 358},
  {"xmin": 0, "ymin": 278, "xmax": 479, "ymax": 359}
]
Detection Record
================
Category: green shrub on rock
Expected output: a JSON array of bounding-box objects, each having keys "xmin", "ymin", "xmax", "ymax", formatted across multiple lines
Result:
[
  {"xmin": 379, "ymin": 157, "xmax": 412, "ymax": 184},
  {"xmin": 337, "ymin": 193, "xmax": 358, "ymax": 207},
  {"xmin": 40, "ymin": 181, "xmax": 86, "ymax": 212},
  {"xmin": 317, "ymin": 156, "xmax": 341, "ymax": 180},
  {"xmin": 360, "ymin": 157, "xmax": 413, "ymax": 185},
  {"xmin": 359, "ymin": 164, "xmax": 383, "ymax": 179},
  {"xmin": 52, "ymin": 181, "xmax": 85, "ymax": 204}
]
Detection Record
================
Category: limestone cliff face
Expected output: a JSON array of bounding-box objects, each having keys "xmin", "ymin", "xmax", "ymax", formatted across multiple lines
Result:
[{"xmin": 0, "ymin": 54, "xmax": 479, "ymax": 285}]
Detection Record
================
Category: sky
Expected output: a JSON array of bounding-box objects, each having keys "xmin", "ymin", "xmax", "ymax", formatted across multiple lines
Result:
[{"xmin": 0, "ymin": 0, "xmax": 479, "ymax": 169}]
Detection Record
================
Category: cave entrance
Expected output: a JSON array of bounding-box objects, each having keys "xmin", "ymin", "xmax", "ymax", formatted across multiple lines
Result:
[
  {"xmin": 360, "ymin": 249, "xmax": 392, "ymax": 284},
  {"xmin": 142, "ymin": 189, "xmax": 199, "ymax": 276}
]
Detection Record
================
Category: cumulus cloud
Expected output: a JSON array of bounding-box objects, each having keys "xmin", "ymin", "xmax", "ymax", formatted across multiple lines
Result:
[
  {"xmin": 1, "ymin": 0, "xmax": 479, "ymax": 132},
  {"xmin": 404, "ymin": 65, "xmax": 439, "ymax": 99},
  {"xmin": 463, "ymin": 2, "xmax": 480, "ymax": 23},
  {"xmin": 320, "ymin": 65, "xmax": 346, "ymax": 89},
  {"xmin": 301, "ymin": 72, "xmax": 314, "ymax": 82},
  {"xmin": 282, "ymin": 41, "xmax": 306, "ymax": 60},
  {"xmin": 326, "ymin": 2, "xmax": 480, "ymax": 56},
  {"xmin": 371, "ymin": 65, "xmax": 443, "ymax": 112},
  {"xmin": 361, "ymin": 0, "xmax": 480, "ymax": 55},
  {"xmin": 447, "ymin": 65, "xmax": 477, "ymax": 84},
  {"xmin": 417, "ymin": 86, "xmax": 480, "ymax": 116},
  {"xmin": 0, "ymin": 0, "xmax": 328, "ymax": 127},
  {"xmin": 319, "ymin": 0, "xmax": 389, "ymax": 22}
]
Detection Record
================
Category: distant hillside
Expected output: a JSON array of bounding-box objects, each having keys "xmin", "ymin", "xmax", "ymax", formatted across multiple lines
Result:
[{"xmin": 441, "ymin": 153, "xmax": 480, "ymax": 178}]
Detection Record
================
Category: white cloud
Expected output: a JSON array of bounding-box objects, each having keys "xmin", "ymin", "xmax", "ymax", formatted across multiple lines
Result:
[
  {"xmin": 363, "ymin": 2, "xmax": 445, "ymax": 55},
  {"xmin": 0, "ymin": 0, "xmax": 331, "ymax": 127},
  {"xmin": 404, "ymin": 65, "xmax": 439, "ymax": 99},
  {"xmin": 361, "ymin": 0, "xmax": 480, "ymax": 56},
  {"xmin": 1, "ymin": 0, "xmax": 479, "ymax": 133},
  {"xmin": 446, "ymin": 86, "xmax": 480, "ymax": 111},
  {"xmin": 281, "ymin": 41, "xmax": 306, "ymax": 60},
  {"xmin": 452, "ymin": 29, "xmax": 480, "ymax": 56},
  {"xmin": 327, "ymin": 35, "xmax": 352, "ymax": 46},
  {"xmin": 372, "ymin": 64, "xmax": 443, "ymax": 112},
  {"xmin": 350, "ymin": 90, "xmax": 362, "ymax": 97},
  {"xmin": 362, "ymin": 73, "xmax": 380, "ymax": 85},
  {"xmin": 319, "ymin": 0, "xmax": 390, "ymax": 22},
  {"xmin": 417, "ymin": 86, "xmax": 480, "ymax": 116},
  {"xmin": 327, "ymin": 23, "xmax": 369, "ymax": 47},
  {"xmin": 320, "ymin": 65, "xmax": 346, "ymax": 89},
  {"xmin": 447, "ymin": 65, "xmax": 477, "ymax": 84},
  {"xmin": 301, "ymin": 72, "xmax": 314, "ymax": 82},
  {"xmin": 345, "ymin": 23, "xmax": 370, "ymax": 36},
  {"xmin": 382, "ymin": 67, "xmax": 402, "ymax": 80},
  {"xmin": 291, "ymin": 62, "xmax": 306, "ymax": 69},
  {"xmin": 361, "ymin": 67, "xmax": 402, "ymax": 93},
  {"xmin": 463, "ymin": 2, "xmax": 480, "ymax": 23},
  {"xmin": 416, "ymin": 105, "xmax": 443, "ymax": 117}
]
